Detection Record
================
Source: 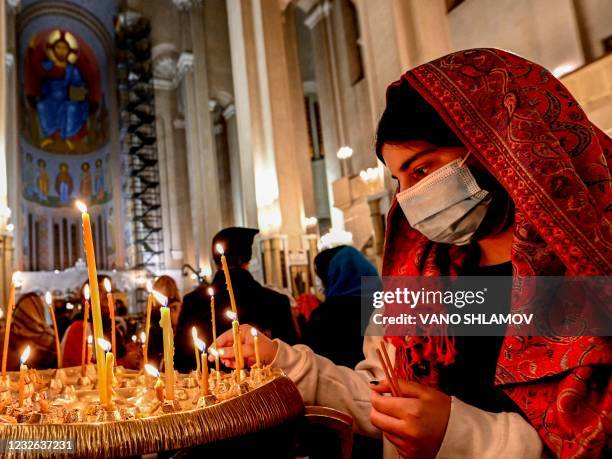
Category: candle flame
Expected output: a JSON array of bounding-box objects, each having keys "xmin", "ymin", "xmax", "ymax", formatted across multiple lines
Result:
[
  {"xmin": 209, "ymin": 347, "xmax": 219, "ymax": 358},
  {"xmin": 250, "ymin": 327, "xmax": 258, "ymax": 337},
  {"xmin": 131, "ymin": 335, "xmax": 137, "ymax": 343},
  {"xmin": 66, "ymin": 302, "xmax": 74, "ymax": 310},
  {"xmin": 207, "ymin": 287, "xmax": 214, "ymax": 297},
  {"xmin": 144, "ymin": 364, "xmax": 160, "ymax": 378},
  {"xmin": 215, "ymin": 243, "xmax": 224, "ymax": 255},
  {"xmin": 44, "ymin": 291, "xmax": 52, "ymax": 306},
  {"xmin": 139, "ymin": 331, "xmax": 146, "ymax": 343},
  {"xmin": 20, "ymin": 345, "xmax": 31, "ymax": 365},
  {"xmin": 152, "ymin": 290, "xmax": 168, "ymax": 307},
  {"xmin": 191, "ymin": 327, "xmax": 198, "ymax": 341},
  {"xmin": 146, "ymin": 279, "xmax": 153, "ymax": 293},
  {"xmin": 87, "ymin": 335, "xmax": 93, "ymax": 344},
  {"xmin": 11, "ymin": 271, "xmax": 23, "ymax": 286},
  {"xmin": 75, "ymin": 200, "xmax": 87, "ymax": 213},
  {"xmin": 0, "ymin": 308, "xmax": 3, "ymax": 320},
  {"xmin": 97, "ymin": 338, "xmax": 111, "ymax": 352},
  {"xmin": 195, "ymin": 337, "xmax": 206, "ymax": 353},
  {"xmin": 225, "ymin": 310, "xmax": 237, "ymax": 321},
  {"xmin": 83, "ymin": 284, "xmax": 90, "ymax": 300},
  {"xmin": 103, "ymin": 278, "xmax": 112, "ymax": 293}
]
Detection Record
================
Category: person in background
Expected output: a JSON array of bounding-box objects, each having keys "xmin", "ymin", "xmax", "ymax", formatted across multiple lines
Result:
[
  {"xmin": 61, "ymin": 276, "xmax": 141, "ymax": 369},
  {"xmin": 4, "ymin": 292, "xmax": 57, "ymax": 370},
  {"xmin": 302, "ymin": 245, "xmax": 380, "ymax": 369},
  {"xmin": 175, "ymin": 227, "xmax": 298, "ymax": 373}
]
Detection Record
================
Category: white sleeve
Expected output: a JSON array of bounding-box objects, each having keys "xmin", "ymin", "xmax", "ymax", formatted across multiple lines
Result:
[
  {"xmin": 272, "ymin": 335, "xmax": 386, "ymax": 438},
  {"xmin": 436, "ymin": 397, "xmax": 544, "ymax": 459}
]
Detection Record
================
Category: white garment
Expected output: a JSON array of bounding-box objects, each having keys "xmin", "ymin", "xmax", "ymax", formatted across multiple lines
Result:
[{"xmin": 272, "ymin": 335, "xmax": 544, "ymax": 459}]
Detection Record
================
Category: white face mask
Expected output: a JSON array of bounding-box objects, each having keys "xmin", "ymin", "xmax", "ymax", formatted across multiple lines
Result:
[{"xmin": 396, "ymin": 157, "xmax": 491, "ymax": 245}]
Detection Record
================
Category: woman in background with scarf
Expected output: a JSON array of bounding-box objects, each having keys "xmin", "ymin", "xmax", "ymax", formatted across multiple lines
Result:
[{"xmin": 213, "ymin": 48, "xmax": 611, "ymax": 458}]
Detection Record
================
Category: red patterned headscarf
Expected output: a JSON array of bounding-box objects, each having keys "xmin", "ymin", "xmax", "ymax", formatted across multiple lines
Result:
[{"xmin": 382, "ymin": 49, "xmax": 611, "ymax": 458}]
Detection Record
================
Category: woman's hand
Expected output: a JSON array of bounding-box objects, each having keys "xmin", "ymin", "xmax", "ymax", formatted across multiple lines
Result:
[
  {"xmin": 370, "ymin": 379, "xmax": 451, "ymax": 459},
  {"xmin": 211, "ymin": 324, "xmax": 279, "ymax": 368}
]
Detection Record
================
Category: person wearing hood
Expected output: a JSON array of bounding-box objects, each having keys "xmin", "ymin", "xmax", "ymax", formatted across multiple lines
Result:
[
  {"xmin": 302, "ymin": 245, "xmax": 380, "ymax": 369},
  {"xmin": 175, "ymin": 227, "xmax": 298, "ymax": 373}
]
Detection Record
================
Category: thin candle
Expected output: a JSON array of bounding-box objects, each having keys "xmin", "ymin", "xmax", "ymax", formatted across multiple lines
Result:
[
  {"xmin": 225, "ymin": 310, "xmax": 242, "ymax": 375},
  {"xmin": 209, "ymin": 347, "xmax": 221, "ymax": 382},
  {"xmin": 216, "ymin": 244, "xmax": 237, "ymax": 313},
  {"xmin": 18, "ymin": 345, "xmax": 31, "ymax": 407},
  {"xmin": 191, "ymin": 327, "xmax": 201, "ymax": 377},
  {"xmin": 98, "ymin": 338, "xmax": 114, "ymax": 409},
  {"xmin": 80, "ymin": 284, "xmax": 91, "ymax": 376},
  {"xmin": 251, "ymin": 327, "xmax": 261, "ymax": 368},
  {"xmin": 45, "ymin": 292, "xmax": 61, "ymax": 368},
  {"xmin": 208, "ymin": 287, "xmax": 219, "ymax": 372},
  {"xmin": 143, "ymin": 279, "xmax": 153, "ymax": 365},
  {"xmin": 139, "ymin": 331, "xmax": 146, "ymax": 368},
  {"xmin": 145, "ymin": 364, "xmax": 164, "ymax": 402},
  {"xmin": 103, "ymin": 278, "xmax": 117, "ymax": 366},
  {"xmin": 196, "ymin": 338, "xmax": 208, "ymax": 396},
  {"xmin": 156, "ymin": 290, "xmax": 175, "ymax": 400},
  {"xmin": 1, "ymin": 273, "xmax": 17, "ymax": 377},
  {"xmin": 86, "ymin": 335, "xmax": 93, "ymax": 364},
  {"xmin": 76, "ymin": 201, "xmax": 106, "ymax": 405}
]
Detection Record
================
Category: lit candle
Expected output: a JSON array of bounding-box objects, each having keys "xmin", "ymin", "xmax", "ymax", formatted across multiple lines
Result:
[
  {"xmin": 103, "ymin": 278, "xmax": 117, "ymax": 366},
  {"xmin": 139, "ymin": 331, "xmax": 146, "ymax": 367},
  {"xmin": 145, "ymin": 364, "xmax": 164, "ymax": 402},
  {"xmin": 191, "ymin": 327, "xmax": 201, "ymax": 377},
  {"xmin": 215, "ymin": 244, "xmax": 237, "ymax": 313},
  {"xmin": 225, "ymin": 310, "xmax": 242, "ymax": 375},
  {"xmin": 143, "ymin": 279, "xmax": 153, "ymax": 365},
  {"xmin": 1, "ymin": 273, "xmax": 17, "ymax": 377},
  {"xmin": 131, "ymin": 335, "xmax": 137, "ymax": 343},
  {"xmin": 251, "ymin": 327, "xmax": 261, "ymax": 368},
  {"xmin": 86, "ymin": 335, "xmax": 93, "ymax": 364},
  {"xmin": 209, "ymin": 347, "xmax": 221, "ymax": 382},
  {"xmin": 81, "ymin": 284, "xmax": 91, "ymax": 376},
  {"xmin": 195, "ymin": 338, "xmax": 208, "ymax": 396},
  {"xmin": 76, "ymin": 201, "xmax": 106, "ymax": 405},
  {"xmin": 45, "ymin": 292, "xmax": 61, "ymax": 368},
  {"xmin": 155, "ymin": 290, "xmax": 174, "ymax": 400},
  {"xmin": 98, "ymin": 338, "xmax": 114, "ymax": 409},
  {"xmin": 18, "ymin": 345, "xmax": 31, "ymax": 407},
  {"xmin": 208, "ymin": 287, "xmax": 219, "ymax": 372}
]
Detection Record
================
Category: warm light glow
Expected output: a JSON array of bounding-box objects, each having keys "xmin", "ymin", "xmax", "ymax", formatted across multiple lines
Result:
[
  {"xmin": 97, "ymin": 338, "xmax": 111, "ymax": 352},
  {"xmin": 191, "ymin": 327, "xmax": 198, "ymax": 342},
  {"xmin": 207, "ymin": 287, "xmax": 214, "ymax": 297},
  {"xmin": 11, "ymin": 271, "xmax": 23, "ymax": 287},
  {"xmin": 209, "ymin": 347, "xmax": 219, "ymax": 359},
  {"xmin": 103, "ymin": 278, "xmax": 112, "ymax": 293},
  {"xmin": 199, "ymin": 265, "xmax": 212, "ymax": 278},
  {"xmin": 44, "ymin": 291, "xmax": 52, "ymax": 306},
  {"xmin": 152, "ymin": 290, "xmax": 168, "ymax": 307},
  {"xmin": 66, "ymin": 302, "xmax": 74, "ymax": 310},
  {"xmin": 87, "ymin": 335, "xmax": 93, "ymax": 344},
  {"xmin": 215, "ymin": 243, "xmax": 224, "ymax": 255},
  {"xmin": 20, "ymin": 345, "xmax": 31, "ymax": 365},
  {"xmin": 319, "ymin": 228, "xmax": 354, "ymax": 250},
  {"xmin": 146, "ymin": 279, "xmax": 153, "ymax": 293},
  {"xmin": 336, "ymin": 146, "xmax": 353, "ymax": 159},
  {"xmin": 195, "ymin": 337, "xmax": 206, "ymax": 353},
  {"xmin": 139, "ymin": 331, "xmax": 146, "ymax": 343},
  {"xmin": 75, "ymin": 201, "xmax": 87, "ymax": 213},
  {"xmin": 84, "ymin": 284, "xmax": 90, "ymax": 301},
  {"xmin": 0, "ymin": 309, "xmax": 3, "ymax": 320},
  {"xmin": 131, "ymin": 335, "xmax": 137, "ymax": 343},
  {"xmin": 250, "ymin": 327, "xmax": 258, "ymax": 337},
  {"xmin": 6, "ymin": 223, "xmax": 14, "ymax": 233},
  {"xmin": 144, "ymin": 364, "xmax": 160, "ymax": 378},
  {"xmin": 225, "ymin": 310, "xmax": 237, "ymax": 321}
]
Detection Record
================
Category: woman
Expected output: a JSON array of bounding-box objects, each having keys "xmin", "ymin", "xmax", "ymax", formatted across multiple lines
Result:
[
  {"xmin": 303, "ymin": 245, "xmax": 380, "ymax": 369},
  {"xmin": 214, "ymin": 49, "xmax": 611, "ymax": 458},
  {"xmin": 146, "ymin": 275, "xmax": 182, "ymax": 368},
  {"xmin": 6, "ymin": 293, "xmax": 57, "ymax": 370}
]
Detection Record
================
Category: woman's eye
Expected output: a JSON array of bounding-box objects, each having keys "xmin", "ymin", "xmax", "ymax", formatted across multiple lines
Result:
[{"xmin": 412, "ymin": 165, "xmax": 429, "ymax": 179}]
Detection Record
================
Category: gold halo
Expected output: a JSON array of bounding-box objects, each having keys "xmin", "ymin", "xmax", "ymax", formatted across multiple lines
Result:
[
  {"xmin": 64, "ymin": 31, "xmax": 78, "ymax": 50},
  {"xmin": 67, "ymin": 52, "xmax": 78, "ymax": 64},
  {"xmin": 47, "ymin": 29, "xmax": 61, "ymax": 45}
]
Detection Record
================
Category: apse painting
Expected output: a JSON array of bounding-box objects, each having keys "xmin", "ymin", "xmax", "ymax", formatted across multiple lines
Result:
[{"xmin": 22, "ymin": 28, "xmax": 109, "ymax": 154}]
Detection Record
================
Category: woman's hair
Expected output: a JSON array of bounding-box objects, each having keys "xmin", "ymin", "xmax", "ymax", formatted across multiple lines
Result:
[
  {"xmin": 375, "ymin": 78, "xmax": 463, "ymax": 162},
  {"xmin": 153, "ymin": 275, "xmax": 181, "ymax": 304}
]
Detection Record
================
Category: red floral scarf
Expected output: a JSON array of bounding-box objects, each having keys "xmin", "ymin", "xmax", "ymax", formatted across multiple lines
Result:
[{"xmin": 382, "ymin": 49, "xmax": 611, "ymax": 458}]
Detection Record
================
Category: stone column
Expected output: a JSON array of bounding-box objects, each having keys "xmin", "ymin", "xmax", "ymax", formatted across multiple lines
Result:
[
  {"xmin": 0, "ymin": 0, "xmax": 7, "ymax": 219},
  {"xmin": 303, "ymin": 1, "xmax": 345, "ymax": 229},
  {"xmin": 222, "ymin": 104, "xmax": 246, "ymax": 227}
]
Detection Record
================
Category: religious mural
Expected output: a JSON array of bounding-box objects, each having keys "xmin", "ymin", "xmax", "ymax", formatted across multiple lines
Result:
[{"xmin": 22, "ymin": 28, "xmax": 109, "ymax": 154}]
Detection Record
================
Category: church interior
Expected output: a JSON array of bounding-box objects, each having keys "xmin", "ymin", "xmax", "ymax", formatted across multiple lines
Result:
[{"xmin": 0, "ymin": 0, "xmax": 610, "ymax": 457}]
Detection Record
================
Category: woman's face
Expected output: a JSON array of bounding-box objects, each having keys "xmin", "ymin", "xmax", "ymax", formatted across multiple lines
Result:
[
  {"xmin": 381, "ymin": 140, "xmax": 467, "ymax": 192},
  {"xmin": 169, "ymin": 300, "xmax": 181, "ymax": 332}
]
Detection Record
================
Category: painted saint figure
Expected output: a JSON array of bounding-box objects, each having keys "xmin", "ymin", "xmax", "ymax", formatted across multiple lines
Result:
[
  {"xmin": 94, "ymin": 158, "xmax": 105, "ymax": 201},
  {"xmin": 23, "ymin": 153, "xmax": 36, "ymax": 198},
  {"xmin": 80, "ymin": 162, "xmax": 92, "ymax": 200},
  {"xmin": 36, "ymin": 158, "xmax": 49, "ymax": 202},
  {"xmin": 54, "ymin": 162, "xmax": 74, "ymax": 204}
]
